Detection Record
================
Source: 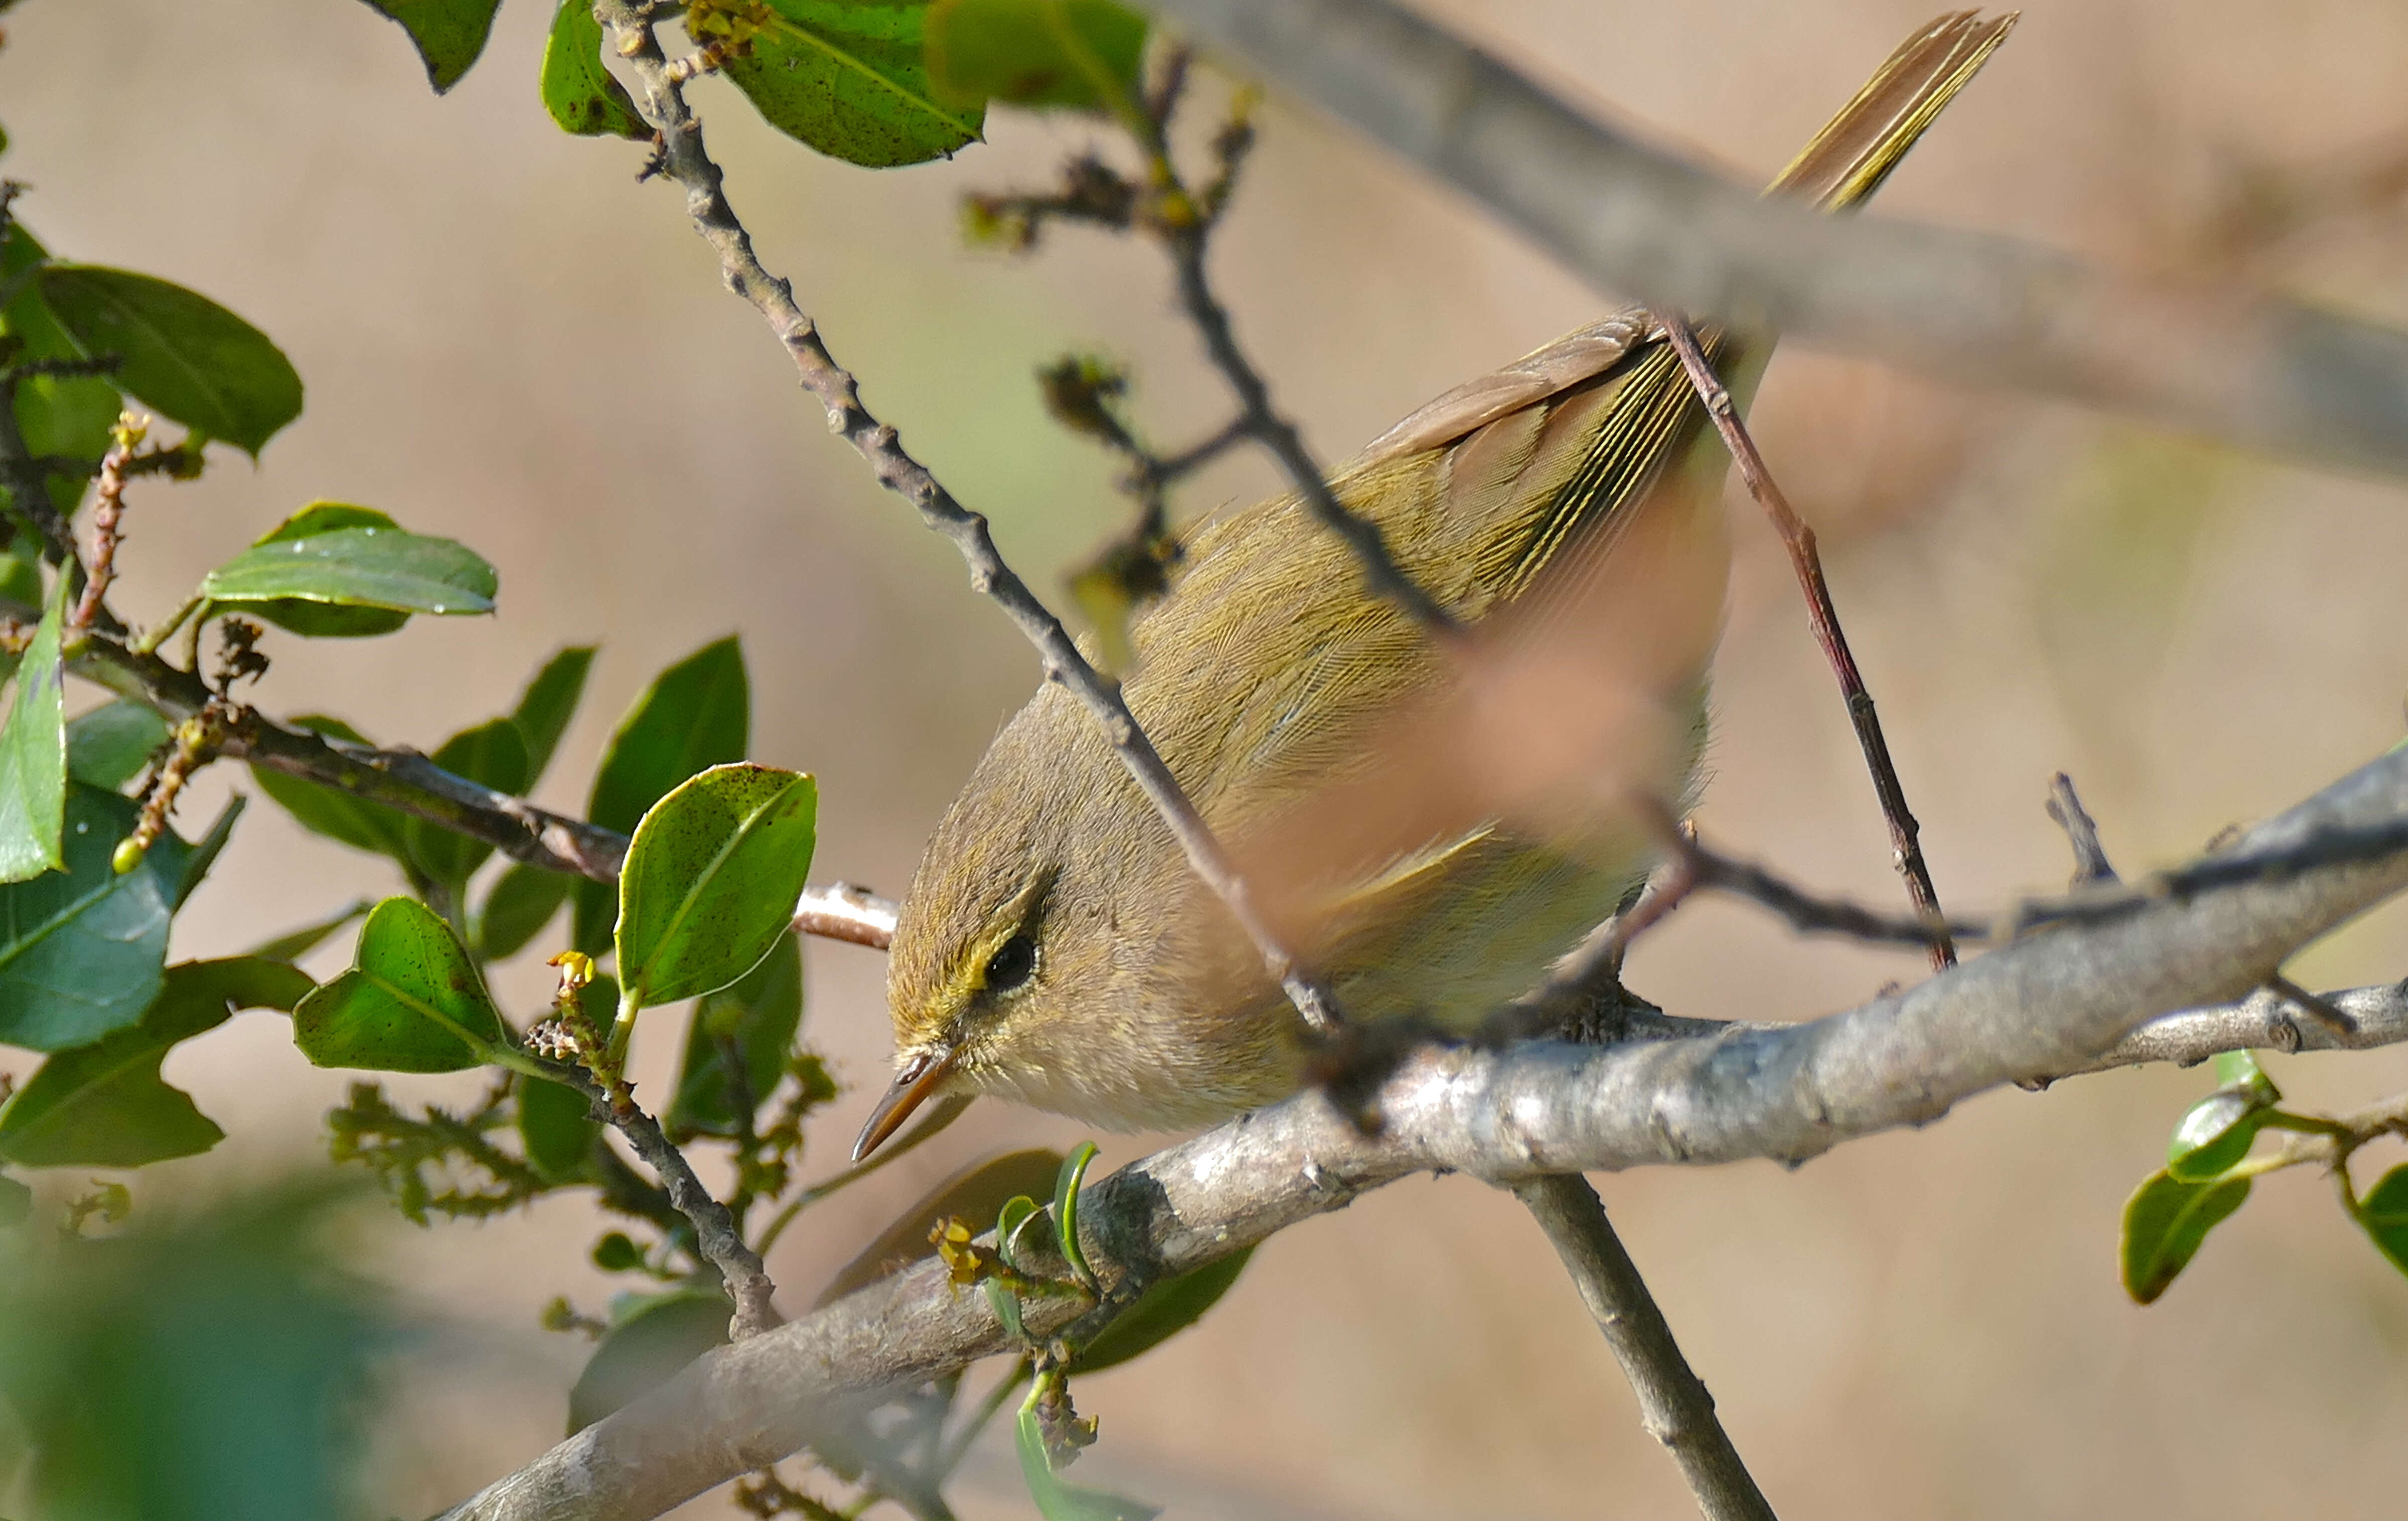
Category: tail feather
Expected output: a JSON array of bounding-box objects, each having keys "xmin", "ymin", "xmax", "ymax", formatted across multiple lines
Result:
[{"xmin": 1769, "ymin": 11, "xmax": 2019, "ymax": 210}]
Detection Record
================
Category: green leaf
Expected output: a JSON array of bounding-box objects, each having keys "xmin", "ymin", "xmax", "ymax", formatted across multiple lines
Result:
[
  {"xmin": 1016, "ymin": 1382, "xmax": 1159, "ymax": 1521},
  {"xmin": 36, "ymin": 263, "xmax": 300, "ymax": 456},
  {"xmin": 2166, "ymin": 1052, "xmax": 2282, "ymax": 1181},
  {"xmin": 571, "ymin": 636, "xmax": 749, "ymax": 952},
  {"xmin": 1071, "ymin": 1248, "xmax": 1252, "ymax": 1374},
  {"xmin": 0, "ymin": 784, "xmax": 190, "ymax": 1052},
  {"xmin": 541, "ymin": 0, "xmax": 647, "ymax": 139},
  {"xmin": 175, "ymin": 793, "xmax": 245, "ymax": 910},
  {"xmin": 995, "ymin": 1193, "xmax": 1040, "ymax": 1271},
  {"xmin": 566, "ymin": 1288, "xmax": 729, "ymax": 1434},
  {"xmin": 924, "ymin": 0, "xmax": 1147, "ymax": 111},
  {"xmin": 0, "ymin": 957, "xmax": 312, "ymax": 1167},
  {"xmin": 2, "ymin": 222, "xmax": 123, "ymax": 520},
  {"xmin": 2361, "ymin": 1165, "xmax": 2408, "ymax": 1279},
  {"xmin": 510, "ymin": 644, "xmax": 596, "ymax": 785},
  {"xmin": 2121, "ymin": 1168, "xmax": 2252, "ymax": 1305},
  {"xmin": 292, "ymin": 897, "xmax": 505, "ymax": 1072},
  {"xmin": 722, "ymin": 1, "xmax": 984, "ymax": 169},
  {"xmin": 1052, "ymin": 1140, "xmax": 1099, "ymax": 1289},
  {"xmin": 616, "ymin": 765, "xmax": 816, "ymax": 1016},
  {"xmin": 199, "ymin": 502, "xmax": 496, "ymax": 632},
  {"xmin": 519, "ymin": 1072, "xmax": 600, "ymax": 1179},
  {"xmin": 664, "ymin": 928, "xmax": 801, "ymax": 1137},
  {"xmin": 358, "ymin": 0, "xmax": 506, "ymax": 93},
  {"xmin": 251, "ymin": 715, "xmax": 411, "ymax": 861},
  {"xmin": 815, "ymin": 1148, "xmax": 1065, "ymax": 1306},
  {"xmin": 0, "ymin": 573, "xmax": 69, "ymax": 882},
  {"xmin": 245, "ymin": 898, "xmax": 372, "ymax": 964},
  {"xmin": 473, "ymin": 863, "xmax": 576, "ymax": 961},
  {"xmin": 403, "ymin": 717, "xmax": 529, "ymax": 894},
  {"xmin": 65, "ymin": 700, "xmax": 172, "ymax": 790}
]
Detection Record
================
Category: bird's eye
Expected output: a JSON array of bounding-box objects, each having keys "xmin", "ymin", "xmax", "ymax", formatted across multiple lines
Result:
[{"xmin": 982, "ymin": 932, "xmax": 1038, "ymax": 995}]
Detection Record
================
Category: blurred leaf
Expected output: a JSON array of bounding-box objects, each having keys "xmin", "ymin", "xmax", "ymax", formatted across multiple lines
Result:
[
  {"xmin": 510, "ymin": 643, "xmax": 596, "ymax": 785},
  {"xmin": 2122, "ymin": 1168, "xmax": 2251, "ymax": 1304},
  {"xmin": 0, "ymin": 784, "xmax": 189, "ymax": 1052},
  {"xmin": 245, "ymin": 898, "xmax": 371, "ymax": 964},
  {"xmin": 200, "ymin": 502, "xmax": 496, "ymax": 630},
  {"xmin": 1069, "ymin": 1248, "xmax": 1252, "ymax": 1374},
  {"xmin": 665, "ymin": 928, "xmax": 801, "ymax": 1137},
  {"xmin": 2361, "ymin": 1165, "xmax": 2408, "ymax": 1279},
  {"xmin": 250, "ymin": 715, "xmax": 412, "ymax": 861},
  {"xmin": 541, "ymin": 0, "xmax": 647, "ymax": 137},
  {"xmin": 924, "ymin": 0, "xmax": 1147, "ymax": 111},
  {"xmin": 591, "ymin": 1230, "xmax": 645, "ymax": 1273},
  {"xmin": 292, "ymin": 896, "xmax": 505, "ymax": 1072},
  {"xmin": 2, "ymin": 222, "xmax": 123, "ymax": 519},
  {"xmin": 0, "ymin": 1182, "xmax": 395, "ymax": 1521},
  {"xmin": 984, "ymin": 1271, "xmax": 1028, "ymax": 1343},
  {"xmin": 2167, "ymin": 1094, "xmax": 2274, "ymax": 1182},
  {"xmin": 518, "ymin": 1072, "xmax": 600, "ymax": 1180},
  {"xmin": 2211, "ymin": 1048, "xmax": 2275, "ymax": 1095},
  {"xmin": 403, "ymin": 717, "xmax": 529, "ymax": 895},
  {"xmin": 617, "ymin": 765, "xmax": 816, "ymax": 1015},
  {"xmin": 66, "ymin": 699, "xmax": 172, "ymax": 790},
  {"xmin": 0, "ymin": 957, "xmax": 312, "ymax": 1167},
  {"xmin": 1015, "ymin": 1382, "xmax": 1158, "ymax": 1521},
  {"xmin": 474, "ymin": 862, "xmax": 575, "ymax": 961},
  {"xmin": 36, "ymin": 263, "xmax": 302, "ymax": 455},
  {"xmin": 359, "ymin": 0, "xmax": 506, "ymax": 93},
  {"xmin": 175, "ymin": 793, "xmax": 245, "ymax": 911},
  {"xmin": 0, "ymin": 531, "xmax": 44, "ymax": 609},
  {"xmin": 816, "ymin": 1147, "xmax": 1064, "ymax": 1305},
  {"xmin": 0, "ymin": 573, "xmax": 68, "ymax": 882},
  {"xmin": 722, "ymin": 0, "xmax": 983, "ymax": 169},
  {"xmin": 571, "ymin": 635, "xmax": 748, "ymax": 952},
  {"xmin": 566, "ymin": 1288, "xmax": 729, "ymax": 1434},
  {"xmin": 1053, "ymin": 1140, "xmax": 1098, "ymax": 1287}
]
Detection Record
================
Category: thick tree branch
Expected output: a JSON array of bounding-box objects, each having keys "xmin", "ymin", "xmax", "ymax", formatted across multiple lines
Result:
[
  {"xmin": 442, "ymin": 742, "xmax": 2408, "ymax": 1521},
  {"xmin": 1143, "ymin": 0, "xmax": 2408, "ymax": 480}
]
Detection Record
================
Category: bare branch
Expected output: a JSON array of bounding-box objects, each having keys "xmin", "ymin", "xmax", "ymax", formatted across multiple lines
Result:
[
  {"xmin": 2045, "ymin": 773, "xmax": 2118, "ymax": 886},
  {"xmin": 791, "ymin": 883, "xmax": 897, "ymax": 951},
  {"xmin": 1144, "ymin": 0, "xmax": 2408, "ymax": 480},
  {"xmin": 441, "ymin": 741, "xmax": 2408, "ymax": 1521}
]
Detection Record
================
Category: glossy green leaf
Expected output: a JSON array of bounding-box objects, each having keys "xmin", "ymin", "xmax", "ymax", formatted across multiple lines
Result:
[
  {"xmin": 1071, "ymin": 1248, "xmax": 1252, "ymax": 1374},
  {"xmin": 403, "ymin": 717, "xmax": 529, "ymax": 894},
  {"xmin": 251, "ymin": 715, "xmax": 411, "ymax": 862},
  {"xmin": 519, "ymin": 1073, "xmax": 600, "ymax": 1179},
  {"xmin": 984, "ymin": 1273, "xmax": 1028, "ymax": 1343},
  {"xmin": 816, "ymin": 1148, "xmax": 1065, "ymax": 1305},
  {"xmin": 65, "ymin": 700, "xmax": 172, "ymax": 790},
  {"xmin": 566, "ymin": 1289, "xmax": 729, "ymax": 1434},
  {"xmin": 2361, "ymin": 1165, "xmax": 2408, "ymax": 1279},
  {"xmin": 541, "ymin": 0, "xmax": 647, "ymax": 138},
  {"xmin": 359, "ymin": 0, "xmax": 505, "ymax": 93},
  {"xmin": 924, "ymin": 0, "xmax": 1147, "ymax": 111},
  {"xmin": 0, "ymin": 573, "xmax": 69, "ymax": 882},
  {"xmin": 0, "ymin": 784, "xmax": 189, "ymax": 1052},
  {"xmin": 1053, "ymin": 1140, "xmax": 1099, "ymax": 1288},
  {"xmin": 2166, "ymin": 1052, "xmax": 2282, "ymax": 1181},
  {"xmin": 0, "ymin": 957, "xmax": 312, "ymax": 1167},
  {"xmin": 617, "ymin": 765, "xmax": 816, "ymax": 1015},
  {"xmin": 995, "ymin": 1194, "xmax": 1040, "ymax": 1271},
  {"xmin": 36, "ymin": 263, "xmax": 300, "ymax": 456},
  {"xmin": 665, "ymin": 928, "xmax": 801, "ymax": 1137},
  {"xmin": 200, "ymin": 503, "xmax": 496, "ymax": 630},
  {"xmin": 292, "ymin": 897, "xmax": 505, "ymax": 1072},
  {"xmin": 175, "ymin": 793, "xmax": 245, "ymax": 910},
  {"xmin": 571, "ymin": 636, "xmax": 748, "ymax": 952},
  {"xmin": 2122, "ymin": 1168, "xmax": 2251, "ymax": 1305},
  {"xmin": 723, "ymin": 1, "xmax": 983, "ymax": 169},
  {"xmin": 2, "ymin": 223, "xmax": 123, "ymax": 520},
  {"xmin": 510, "ymin": 644, "xmax": 596, "ymax": 785},
  {"xmin": 474, "ymin": 862, "xmax": 575, "ymax": 961},
  {"xmin": 1016, "ymin": 1381, "xmax": 1159, "ymax": 1521},
  {"xmin": 246, "ymin": 898, "xmax": 371, "ymax": 964}
]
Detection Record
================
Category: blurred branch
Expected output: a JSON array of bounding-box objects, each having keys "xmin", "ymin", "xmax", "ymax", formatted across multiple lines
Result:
[
  {"xmin": 591, "ymin": 3, "xmax": 1347, "ymax": 1035},
  {"xmin": 1142, "ymin": 0, "xmax": 2408, "ymax": 480},
  {"xmin": 442, "ymin": 741, "xmax": 2408, "ymax": 1521},
  {"xmin": 1514, "ymin": 1174, "xmax": 1777, "ymax": 1521}
]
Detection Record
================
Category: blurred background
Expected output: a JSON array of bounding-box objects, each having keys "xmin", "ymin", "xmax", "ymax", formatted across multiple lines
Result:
[{"xmin": 7, "ymin": 0, "xmax": 2408, "ymax": 1516}]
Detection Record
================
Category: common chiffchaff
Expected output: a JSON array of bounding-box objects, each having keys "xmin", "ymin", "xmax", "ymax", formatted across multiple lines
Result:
[{"xmin": 858, "ymin": 13, "xmax": 2016, "ymax": 1158}]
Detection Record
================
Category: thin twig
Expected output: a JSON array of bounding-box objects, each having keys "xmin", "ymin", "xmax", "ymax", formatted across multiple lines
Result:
[
  {"xmin": 71, "ymin": 412, "xmax": 142, "ymax": 631},
  {"xmin": 592, "ymin": 1, "xmax": 1344, "ymax": 1036},
  {"xmin": 1656, "ymin": 313, "xmax": 1954, "ymax": 970},
  {"xmin": 1513, "ymin": 1175, "xmax": 1777, "ymax": 1521},
  {"xmin": 791, "ymin": 883, "xmax": 897, "ymax": 950},
  {"xmin": 2045, "ymin": 773, "xmax": 2117, "ymax": 885}
]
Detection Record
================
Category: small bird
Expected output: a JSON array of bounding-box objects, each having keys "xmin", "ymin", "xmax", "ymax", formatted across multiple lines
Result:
[{"xmin": 857, "ymin": 13, "xmax": 2016, "ymax": 1159}]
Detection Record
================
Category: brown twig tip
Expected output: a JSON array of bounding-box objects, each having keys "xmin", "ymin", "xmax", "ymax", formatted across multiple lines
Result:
[
  {"xmin": 2044, "ymin": 773, "xmax": 2118, "ymax": 886},
  {"xmin": 1654, "ymin": 311, "xmax": 1955, "ymax": 971},
  {"xmin": 71, "ymin": 412, "xmax": 146, "ymax": 631}
]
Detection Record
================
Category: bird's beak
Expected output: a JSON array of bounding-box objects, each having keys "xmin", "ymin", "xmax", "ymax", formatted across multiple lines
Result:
[{"xmin": 852, "ymin": 1043, "xmax": 957, "ymax": 1162}]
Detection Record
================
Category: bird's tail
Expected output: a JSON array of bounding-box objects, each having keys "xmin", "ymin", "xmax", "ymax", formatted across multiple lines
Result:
[{"xmin": 1768, "ymin": 10, "xmax": 2019, "ymax": 209}]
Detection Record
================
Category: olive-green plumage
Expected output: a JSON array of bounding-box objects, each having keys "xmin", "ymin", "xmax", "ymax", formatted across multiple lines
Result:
[{"xmin": 866, "ymin": 14, "xmax": 2015, "ymax": 1147}]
